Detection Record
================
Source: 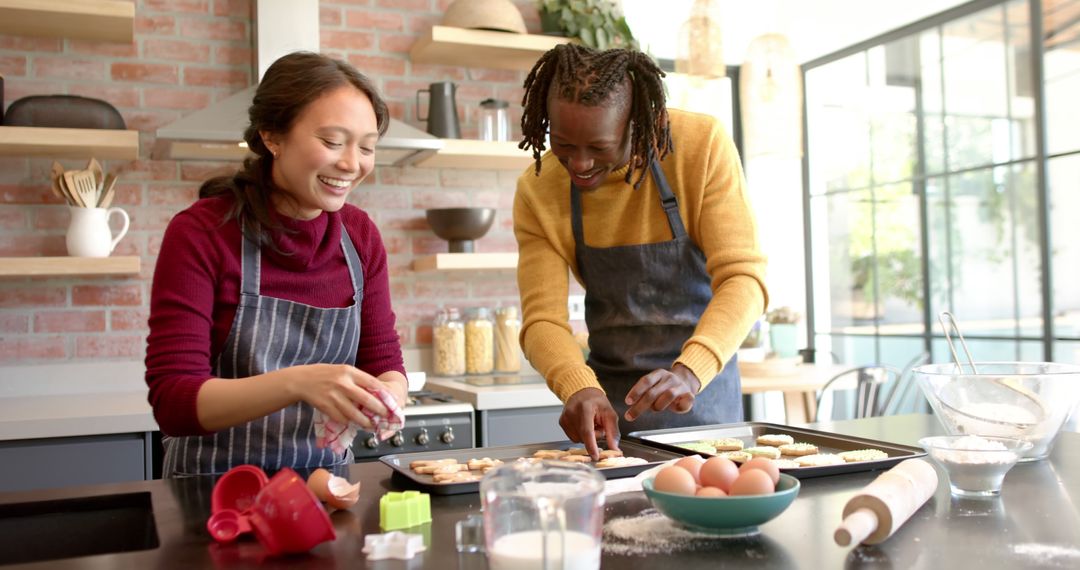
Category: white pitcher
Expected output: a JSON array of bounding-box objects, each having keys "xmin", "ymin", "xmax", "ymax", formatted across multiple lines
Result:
[{"xmin": 66, "ymin": 207, "xmax": 130, "ymax": 258}]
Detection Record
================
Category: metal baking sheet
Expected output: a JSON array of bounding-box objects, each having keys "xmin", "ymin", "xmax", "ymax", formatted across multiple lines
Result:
[
  {"xmin": 380, "ymin": 440, "xmax": 685, "ymax": 495},
  {"xmin": 626, "ymin": 422, "xmax": 926, "ymax": 479}
]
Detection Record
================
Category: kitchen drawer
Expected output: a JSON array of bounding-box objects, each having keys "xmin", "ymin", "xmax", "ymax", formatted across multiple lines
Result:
[{"xmin": 0, "ymin": 433, "xmax": 152, "ymax": 493}]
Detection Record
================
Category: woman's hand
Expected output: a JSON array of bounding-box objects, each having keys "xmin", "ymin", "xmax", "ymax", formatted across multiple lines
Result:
[
  {"xmin": 622, "ymin": 363, "xmax": 701, "ymax": 422},
  {"xmin": 287, "ymin": 363, "xmax": 393, "ymax": 429}
]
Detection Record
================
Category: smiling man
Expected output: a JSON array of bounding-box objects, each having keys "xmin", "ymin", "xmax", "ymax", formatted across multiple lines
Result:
[{"xmin": 513, "ymin": 44, "xmax": 769, "ymax": 459}]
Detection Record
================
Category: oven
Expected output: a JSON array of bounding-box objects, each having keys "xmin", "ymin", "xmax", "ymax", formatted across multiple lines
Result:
[{"xmin": 351, "ymin": 390, "xmax": 475, "ymax": 462}]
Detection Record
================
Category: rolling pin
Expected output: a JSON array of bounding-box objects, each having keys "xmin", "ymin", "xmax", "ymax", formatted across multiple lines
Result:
[{"xmin": 834, "ymin": 458, "xmax": 938, "ymax": 546}]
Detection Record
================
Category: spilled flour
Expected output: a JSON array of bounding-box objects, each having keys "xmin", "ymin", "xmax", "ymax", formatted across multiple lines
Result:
[
  {"xmin": 602, "ymin": 509, "xmax": 749, "ymax": 556},
  {"xmin": 1011, "ymin": 543, "xmax": 1080, "ymax": 567}
]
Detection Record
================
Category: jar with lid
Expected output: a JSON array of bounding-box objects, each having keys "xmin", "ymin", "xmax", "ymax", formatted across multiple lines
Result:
[
  {"xmin": 433, "ymin": 307, "xmax": 465, "ymax": 376},
  {"xmin": 478, "ymin": 98, "xmax": 510, "ymax": 142},
  {"xmin": 465, "ymin": 307, "xmax": 495, "ymax": 375},
  {"xmin": 494, "ymin": 306, "xmax": 522, "ymax": 373}
]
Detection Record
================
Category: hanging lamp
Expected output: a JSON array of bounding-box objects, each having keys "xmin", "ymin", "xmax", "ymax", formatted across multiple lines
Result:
[
  {"xmin": 676, "ymin": 0, "xmax": 725, "ymax": 79},
  {"xmin": 740, "ymin": 33, "xmax": 803, "ymax": 159}
]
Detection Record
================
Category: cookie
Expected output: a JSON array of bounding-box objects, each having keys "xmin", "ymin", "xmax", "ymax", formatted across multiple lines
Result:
[
  {"xmin": 560, "ymin": 454, "xmax": 592, "ymax": 463},
  {"xmin": 756, "ymin": 434, "xmax": 795, "ymax": 447},
  {"xmin": 598, "ymin": 449, "xmax": 624, "ymax": 459},
  {"xmin": 838, "ymin": 449, "xmax": 889, "ymax": 462},
  {"xmin": 409, "ymin": 458, "xmax": 457, "ymax": 470},
  {"xmin": 678, "ymin": 442, "xmax": 718, "ymax": 454},
  {"xmin": 595, "ymin": 456, "xmax": 648, "ymax": 468},
  {"xmin": 795, "ymin": 453, "xmax": 845, "ymax": 467},
  {"xmin": 415, "ymin": 461, "xmax": 462, "ymax": 474},
  {"xmin": 533, "ymin": 449, "xmax": 569, "ymax": 459},
  {"xmin": 432, "ymin": 463, "xmax": 469, "ymax": 474},
  {"xmin": 744, "ymin": 446, "xmax": 782, "ymax": 460},
  {"xmin": 719, "ymin": 451, "xmax": 752, "ymax": 463},
  {"xmin": 566, "ymin": 447, "xmax": 590, "ymax": 456},
  {"xmin": 467, "ymin": 457, "xmax": 503, "ymax": 470},
  {"xmin": 433, "ymin": 471, "xmax": 482, "ymax": 483},
  {"xmin": 772, "ymin": 459, "xmax": 802, "ymax": 469},
  {"xmin": 710, "ymin": 438, "xmax": 745, "ymax": 451},
  {"xmin": 778, "ymin": 443, "xmax": 819, "ymax": 456}
]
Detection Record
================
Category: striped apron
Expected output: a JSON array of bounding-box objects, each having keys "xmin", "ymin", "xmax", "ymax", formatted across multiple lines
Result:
[
  {"xmin": 162, "ymin": 224, "xmax": 364, "ymax": 477},
  {"xmin": 572, "ymin": 157, "xmax": 743, "ymax": 434}
]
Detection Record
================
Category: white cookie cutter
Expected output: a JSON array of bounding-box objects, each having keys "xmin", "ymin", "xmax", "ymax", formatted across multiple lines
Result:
[{"xmin": 362, "ymin": 531, "xmax": 426, "ymax": 560}]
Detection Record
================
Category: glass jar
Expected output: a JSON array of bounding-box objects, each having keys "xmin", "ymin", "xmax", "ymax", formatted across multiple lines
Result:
[
  {"xmin": 433, "ymin": 307, "xmax": 465, "ymax": 376},
  {"xmin": 479, "ymin": 98, "xmax": 511, "ymax": 142},
  {"xmin": 465, "ymin": 307, "xmax": 494, "ymax": 375},
  {"xmin": 494, "ymin": 306, "xmax": 522, "ymax": 373}
]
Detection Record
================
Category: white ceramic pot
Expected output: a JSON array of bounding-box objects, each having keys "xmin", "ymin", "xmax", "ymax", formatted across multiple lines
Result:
[{"xmin": 66, "ymin": 206, "xmax": 130, "ymax": 258}]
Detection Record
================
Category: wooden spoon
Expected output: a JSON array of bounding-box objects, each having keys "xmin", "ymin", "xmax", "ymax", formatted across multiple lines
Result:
[{"xmin": 97, "ymin": 174, "xmax": 118, "ymax": 208}]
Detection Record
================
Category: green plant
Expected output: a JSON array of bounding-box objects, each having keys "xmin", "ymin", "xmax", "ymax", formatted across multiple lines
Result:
[
  {"xmin": 536, "ymin": 0, "xmax": 638, "ymax": 50},
  {"xmin": 766, "ymin": 306, "xmax": 800, "ymax": 325}
]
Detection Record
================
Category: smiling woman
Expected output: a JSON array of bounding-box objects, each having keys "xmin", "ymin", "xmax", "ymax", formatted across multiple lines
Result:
[{"xmin": 144, "ymin": 52, "xmax": 409, "ymax": 478}]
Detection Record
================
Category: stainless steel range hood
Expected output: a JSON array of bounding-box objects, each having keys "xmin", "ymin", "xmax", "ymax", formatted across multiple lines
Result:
[{"xmin": 153, "ymin": 0, "xmax": 442, "ymax": 166}]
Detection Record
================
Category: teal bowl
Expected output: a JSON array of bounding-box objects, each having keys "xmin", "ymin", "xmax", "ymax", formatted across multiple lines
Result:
[{"xmin": 642, "ymin": 473, "xmax": 800, "ymax": 536}]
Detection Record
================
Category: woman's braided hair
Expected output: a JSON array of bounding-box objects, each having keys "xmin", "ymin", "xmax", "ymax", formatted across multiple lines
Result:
[{"xmin": 519, "ymin": 43, "xmax": 671, "ymax": 189}]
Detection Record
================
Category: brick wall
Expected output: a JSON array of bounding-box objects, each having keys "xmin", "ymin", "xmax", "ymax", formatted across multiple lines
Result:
[{"xmin": 0, "ymin": 0, "xmax": 558, "ymax": 365}]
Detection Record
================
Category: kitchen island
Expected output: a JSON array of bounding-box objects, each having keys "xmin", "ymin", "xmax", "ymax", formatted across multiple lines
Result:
[{"xmin": 2, "ymin": 414, "xmax": 1078, "ymax": 568}]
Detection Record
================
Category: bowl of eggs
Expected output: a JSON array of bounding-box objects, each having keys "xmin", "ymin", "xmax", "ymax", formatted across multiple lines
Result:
[{"xmin": 642, "ymin": 456, "xmax": 799, "ymax": 536}]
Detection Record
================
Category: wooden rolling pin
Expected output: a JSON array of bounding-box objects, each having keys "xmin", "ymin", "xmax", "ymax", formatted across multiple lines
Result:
[{"xmin": 834, "ymin": 458, "xmax": 938, "ymax": 546}]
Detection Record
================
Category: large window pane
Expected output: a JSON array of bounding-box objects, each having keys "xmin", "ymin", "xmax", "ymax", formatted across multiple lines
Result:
[
  {"xmin": 806, "ymin": 53, "xmax": 871, "ymax": 194},
  {"xmin": 812, "ymin": 190, "xmax": 872, "ymax": 332},
  {"xmin": 1043, "ymin": 0, "xmax": 1080, "ymax": 155},
  {"xmin": 874, "ymin": 183, "xmax": 924, "ymax": 328},
  {"xmin": 1050, "ymin": 154, "xmax": 1080, "ymax": 339},
  {"xmin": 868, "ymin": 41, "xmax": 919, "ymax": 184},
  {"xmin": 927, "ymin": 164, "xmax": 1042, "ymax": 337}
]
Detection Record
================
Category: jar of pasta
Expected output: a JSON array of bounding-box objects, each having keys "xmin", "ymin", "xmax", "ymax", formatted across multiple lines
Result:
[
  {"xmin": 465, "ymin": 307, "xmax": 494, "ymax": 375},
  {"xmin": 433, "ymin": 307, "xmax": 465, "ymax": 376},
  {"xmin": 494, "ymin": 306, "xmax": 521, "ymax": 373}
]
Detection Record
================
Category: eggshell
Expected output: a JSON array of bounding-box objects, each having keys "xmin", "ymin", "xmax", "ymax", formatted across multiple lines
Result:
[
  {"xmin": 695, "ymin": 486, "xmax": 727, "ymax": 497},
  {"xmin": 653, "ymin": 466, "xmax": 698, "ymax": 496},
  {"xmin": 730, "ymin": 469, "xmax": 775, "ymax": 496},
  {"xmin": 673, "ymin": 456, "xmax": 706, "ymax": 484},
  {"xmin": 306, "ymin": 468, "xmax": 361, "ymax": 510},
  {"xmin": 698, "ymin": 456, "xmax": 740, "ymax": 493},
  {"xmin": 306, "ymin": 468, "xmax": 333, "ymax": 503},
  {"xmin": 739, "ymin": 457, "xmax": 780, "ymax": 485}
]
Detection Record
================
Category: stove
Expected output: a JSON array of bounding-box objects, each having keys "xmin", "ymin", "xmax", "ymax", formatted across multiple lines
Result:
[{"xmin": 351, "ymin": 390, "xmax": 475, "ymax": 461}]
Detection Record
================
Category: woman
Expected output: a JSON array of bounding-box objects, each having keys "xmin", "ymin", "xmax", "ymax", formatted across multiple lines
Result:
[
  {"xmin": 146, "ymin": 52, "xmax": 407, "ymax": 477},
  {"xmin": 514, "ymin": 44, "xmax": 768, "ymax": 458}
]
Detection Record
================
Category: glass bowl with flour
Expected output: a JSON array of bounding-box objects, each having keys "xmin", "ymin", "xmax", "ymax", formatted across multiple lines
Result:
[{"xmin": 919, "ymin": 435, "xmax": 1032, "ymax": 498}]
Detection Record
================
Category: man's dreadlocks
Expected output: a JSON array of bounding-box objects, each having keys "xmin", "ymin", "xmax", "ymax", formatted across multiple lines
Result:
[{"xmin": 519, "ymin": 43, "xmax": 672, "ymax": 189}]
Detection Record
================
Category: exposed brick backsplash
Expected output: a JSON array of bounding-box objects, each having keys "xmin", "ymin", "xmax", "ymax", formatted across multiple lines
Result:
[{"xmin": 0, "ymin": 0, "xmax": 541, "ymax": 365}]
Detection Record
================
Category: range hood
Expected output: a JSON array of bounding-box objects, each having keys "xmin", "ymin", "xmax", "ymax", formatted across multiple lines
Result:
[{"xmin": 153, "ymin": 0, "xmax": 442, "ymax": 166}]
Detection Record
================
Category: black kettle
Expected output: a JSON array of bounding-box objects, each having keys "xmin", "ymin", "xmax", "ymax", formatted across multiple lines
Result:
[{"xmin": 416, "ymin": 82, "xmax": 461, "ymax": 139}]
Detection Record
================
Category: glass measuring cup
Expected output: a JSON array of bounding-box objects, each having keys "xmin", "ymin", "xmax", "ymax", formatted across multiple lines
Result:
[{"xmin": 481, "ymin": 460, "xmax": 605, "ymax": 570}]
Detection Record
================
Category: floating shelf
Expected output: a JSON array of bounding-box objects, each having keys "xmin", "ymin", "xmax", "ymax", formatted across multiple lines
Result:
[
  {"xmin": 415, "ymin": 139, "xmax": 532, "ymax": 170},
  {"xmin": 409, "ymin": 26, "xmax": 571, "ymax": 72},
  {"xmin": 0, "ymin": 126, "xmax": 140, "ymax": 160},
  {"xmin": 0, "ymin": 256, "xmax": 141, "ymax": 277},
  {"xmin": 0, "ymin": 0, "xmax": 135, "ymax": 43},
  {"xmin": 412, "ymin": 253, "xmax": 518, "ymax": 272}
]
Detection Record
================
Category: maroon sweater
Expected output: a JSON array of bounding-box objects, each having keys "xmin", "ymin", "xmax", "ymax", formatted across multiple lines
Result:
[{"xmin": 145, "ymin": 196, "xmax": 405, "ymax": 436}]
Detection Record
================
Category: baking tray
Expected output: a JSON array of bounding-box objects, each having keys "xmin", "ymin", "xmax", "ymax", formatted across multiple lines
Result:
[
  {"xmin": 380, "ymin": 440, "xmax": 685, "ymax": 495},
  {"xmin": 627, "ymin": 421, "xmax": 926, "ymax": 479}
]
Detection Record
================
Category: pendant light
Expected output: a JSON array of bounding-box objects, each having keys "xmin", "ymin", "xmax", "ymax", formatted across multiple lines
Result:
[
  {"xmin": 740, "ymin": 33, "xmax": 803, "ymax": 159},
  {"xmin": 676, "ymin": 0, "xmax": 725, "ymax": 79}
]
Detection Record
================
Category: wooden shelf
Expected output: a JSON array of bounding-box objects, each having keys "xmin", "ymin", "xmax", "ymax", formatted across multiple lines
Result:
[
  {"xmin": 412, "ymin": 253, "xmax": 518, "ymax": 272},
  {"xmin": 0, "ymin": 126, "xmax": 139, "ymax": 160},
  {"xmin": 414, "ymin": 139, "xmax": 533, "ymax": 170},
  {"xmin": 0, "ymin": 0, "xmax": 135, "ymax": 43},
  {"xmin": 0, "ymin": 256, "xmax": 140, "ymax": 277},
  {"xmin": 409, "ymin": 25, "xmax": 571, "ymax": 72}
]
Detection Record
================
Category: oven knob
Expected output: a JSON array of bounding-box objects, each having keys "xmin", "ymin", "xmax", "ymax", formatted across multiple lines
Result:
[
  {"xmin": 416, "ymin": 429, "xmax": 430, "ymax": 446},
  {"xmin": 390, "ymin": 432, "xmax": 405, "ymax": 447},
  {"xmin": 440, "ymin": 428, "xmax": 455, "ymax": 444},
  {"xmin": 364, "ymin": 435, "xmax": 378, "ymax": 449}
]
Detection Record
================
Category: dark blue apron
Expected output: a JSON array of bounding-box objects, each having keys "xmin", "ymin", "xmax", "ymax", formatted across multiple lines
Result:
[
  {"xmin": 572, "ymin": 157, "xmax": 742, "ymax": 432},
  {"xmin": 162, "ymin": 224, "xmax": 364, "ymax": 477}
]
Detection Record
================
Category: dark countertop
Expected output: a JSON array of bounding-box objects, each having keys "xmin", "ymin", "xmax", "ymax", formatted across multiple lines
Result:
[{"xmin": 2, "ymin": 414, "xmax": 1079, "ymax": 569}]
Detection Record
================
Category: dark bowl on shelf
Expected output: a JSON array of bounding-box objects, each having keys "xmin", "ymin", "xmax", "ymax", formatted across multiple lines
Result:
[{"xmin": 425, "ymin": 207, "xmax": 496, "ymax": 253}]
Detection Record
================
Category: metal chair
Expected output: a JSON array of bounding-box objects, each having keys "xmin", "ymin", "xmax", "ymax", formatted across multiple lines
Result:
[
  {"xmin": 876, "ymin": 352, "xmax": 931, "ymax": 416},
  {"xmin": 814, "ymin": 366, "xmax": 898, "ymax": 422}
]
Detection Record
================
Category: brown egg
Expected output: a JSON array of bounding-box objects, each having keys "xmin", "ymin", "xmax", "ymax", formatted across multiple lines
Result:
[
  {"xmin": 695, "ymin": 486, "xmax": 728, "ymax": 497},
  {"xmin": 652, "ymin": 466, "xmax": 698, "ymax": 496},
  {"xmin": 730, "ymin": 469, "xmax": 775, "ymax": 496},
  {"xmin": 698, "ymin": 457, "xmax": 740, "ymax": 493},
  {"xmin": 673, "ymin": 456, "xmax": 706, "ymax": 484},
  {"xmin": 739, "ymin": 458, "xmax": 780, "ymax": 485}
]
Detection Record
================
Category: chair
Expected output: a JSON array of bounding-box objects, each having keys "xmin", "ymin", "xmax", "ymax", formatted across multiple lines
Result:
[
  {"xmin": 814, "ymin": 366, "xmax": 899, "ymax": 422},
  {"xmin": 876, "ymin": 352, "xmax": 931, "ymax": 416}
]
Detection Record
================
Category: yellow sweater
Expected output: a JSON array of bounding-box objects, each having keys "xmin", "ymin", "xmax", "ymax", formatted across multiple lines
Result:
[{"xmin": 513, "ymin": 108, "xmax": 769, "ymax": 402}]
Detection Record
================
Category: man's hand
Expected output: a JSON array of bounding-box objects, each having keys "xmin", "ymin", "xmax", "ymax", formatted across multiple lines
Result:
[
  {"xmin": 559, "ymin": 387, "xmax": 622, "ymax": 460},
  {"xmin": 623, "ymin": 363, "xmax": 701, "ymax": 422}
]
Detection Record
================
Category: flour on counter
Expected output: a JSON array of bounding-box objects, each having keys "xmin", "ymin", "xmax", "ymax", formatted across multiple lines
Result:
[
  {"xmin": 1011, "ymin": 543, "xmax": 1080, "ymax": 567},
  {"xmin": 602, "ymin": 509, "xmax": 732, "ymax": 556}
]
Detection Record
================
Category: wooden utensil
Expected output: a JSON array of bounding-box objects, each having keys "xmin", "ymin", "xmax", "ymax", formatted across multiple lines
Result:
[
  {"xmin": 86, "ymin": 158, "xmax": 104, "ymax": 192},
  {"xmin": 49, "ymin": 161, "xmax": 66, "ymax": 202},
  {"xmin": 62, "ymin": 171, "xmax": 85, "ymax": 207},
  {"xmin": 97, "ymin": 173, "xmax": 117, "ymax": 208},
  {"xmin": 834, "ymin": 458, "xmax": 938, "ymax": 546},
  {"xmin": 68, "ymin": 170, "xmax": 99, "ymax": 208}
]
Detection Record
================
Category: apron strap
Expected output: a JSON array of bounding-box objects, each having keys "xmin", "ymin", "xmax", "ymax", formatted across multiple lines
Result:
[
  {"xmin": 649, "ymin": 157, "xmax": 688, "ymax": 240},
  {"xmin": 240, "ymin": 224, "xmax": 261, "ymax": 296}
]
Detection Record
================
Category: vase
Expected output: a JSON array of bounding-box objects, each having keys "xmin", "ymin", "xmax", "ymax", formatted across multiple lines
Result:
[{"xmin": 769, "ymin": 323, "xmax": 798, "ymax": 358}]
